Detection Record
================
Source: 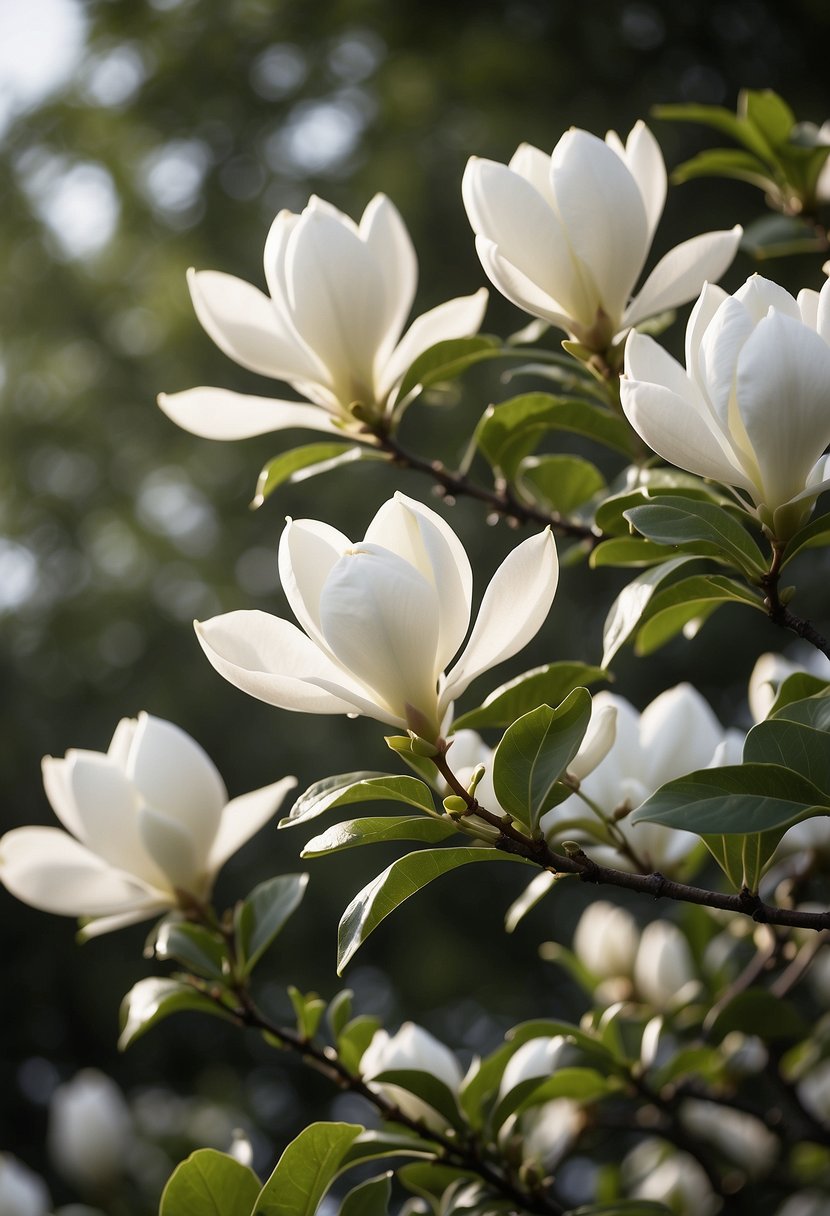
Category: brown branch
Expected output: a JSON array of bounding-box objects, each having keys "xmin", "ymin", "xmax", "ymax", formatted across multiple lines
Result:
[{"xmin": 761, "ymin": 540, "xmax": 830, "ymax": 662}]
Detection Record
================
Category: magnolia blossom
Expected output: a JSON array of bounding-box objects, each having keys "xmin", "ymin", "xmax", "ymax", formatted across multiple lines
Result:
[
  {"xmin": 158, "ymin": 194, "xmax": 487, "ymax": 440},
  {"xmin": 49, "ymin": 1070, "xmax": 132, "ymax": 1189},
  {"xmin": 197, "ymin": 494, "xmax": 559, "ymax": 740},
  {"xmin": 499, "ymin": 1036, "xmax": 572, "ymax": 1097},
  {"xmin": 681, "ymin": 1100, "xmax": 778, "ymax": 1178},
  {"xmin": 622, "ymin": 274, "xmax": 830, "ymax": 538},
  {"xmin": 572, "ymin": 900, "xmax": 639, "ymax": 983},
  {"xmin": 0, "ymin": 713, "xmax": 296, "ymax": 937},
  {"xmin": 360, "ymin": 1022, "xmax": 462, "ymax": 1127},
  {"xmin": 0, "ymin": 1156, "xmax": 51, "ymax": 1216},
  {"xmin": 541, "ymin": 685, "xmax": 742, "ymax": 873},
  {"xmin": 633, "ymin": 920, "xmax": 697, "ymax": 1011},
  {"xmin": 623, "ymin": 1139, "xmax": 718, "ymax": 1216},
  {"xmin": 463, "ymin": 121, "xmax": 740, "ymax": 354}
]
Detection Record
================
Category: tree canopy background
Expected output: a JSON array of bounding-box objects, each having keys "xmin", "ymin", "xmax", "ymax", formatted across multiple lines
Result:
[{"xmin": 1, "ymin": 0, "xmax": 829, "ymax": 1206}]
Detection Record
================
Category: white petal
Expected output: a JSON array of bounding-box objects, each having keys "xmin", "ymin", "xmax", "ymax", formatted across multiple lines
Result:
[
  {"xmin": 569, "ymin": 702, "xmax": 617, "ymax": 781},
  {"xmin": 208, "ymin": 777, "xmax": 298, "ymax": 871},
  {"xmin": 107, "ymin": 717, "xmax": 137, "ymax": 768},
  {"xmin": 695, "ymin": 296, "xmax": 755, "ymax": 436},
  {"xmin": 196, "ymin": 611, "xmax": 366, "ymax": 714},
  {"xmin": 551, "ymin": 129, "xmax": 649, "ymax": 325},
  {"xmin": 734, "ymin": 274, "xmax": 800, "ymax": 323},
  {"xmin": 797, "ymin": 287, "xmax": 820, "ymax": 330},
  {"xmin": 42, "ymin": 756, "xmax": 84, "ymax": 839},
  {"xmin": 508, "ymin": 143, "xmax": 557, "ymax": 207},
  {"xmin": 0, "ymin": 827, "xmax": 157, "ymax": 916},
  {"xmin": 619, "ymin": 121, "xmax": 666, "ymax": 245},
  {"xmin": 158, "ymin": 388, "xmax": 339, "ymax": 440},
  {"xmin": 817, "ymin": 277, "xmax": 830, "ymax": 344},
  {"xmin": 381, "ymin": 289, "xmax": 488, "ymax": 402},
  {"xmin": 737, "ymin": 310, "xmax": 830, "ymax": 508},
  {"xmin": 360, "ymin": 194, "xmax": 418, "ymax": 367},
  {"xmin": 137, "ymin": 807, "xmax": 202, "ymax": 895},
  {"xmin": 263, "ymin": 208, "xmax": 301, "ymax": 316},
  {"xmin": 445, "ymin": 529, "xmax": 558, "ymax": 704},
  {"xmin": 187, "ymin": 269, "xmax": 324, "ymax": 382},
  {"xmin": 78, "ymin": 903, "xmax": 169, "ymax": 940},
  {"xmin": 279, "ymin": 517, "xmax": 351, "ymax": 649},
  {"xmin": 66, "ymin": 751, "xmax": 164, "ymax": 888},
  {"xmin": 319, "ymin": 545, "xmax": 442, "ymax": 728},
  {"xmin": 474, "ymin": 239, "xmax": 576, "ymax": 331},
  {"xmin": 685, "ymin": 282, "xmax": 729, "ymax": 380},
  {"xmin": 640, "ymin": 684, "xmax": 724, "ymax": 790},
  {"xmin": 127, "ymin": 714, "xmax": 227, "ymax": 863},
  {"xmin": 624, "ymin": 227, "xmax": 742, "ymax": 329}
]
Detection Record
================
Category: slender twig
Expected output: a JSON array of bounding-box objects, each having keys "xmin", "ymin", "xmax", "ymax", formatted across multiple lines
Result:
[{"xmin": 761, "ymin": 540, "xmax": 830, "ymax": 661}]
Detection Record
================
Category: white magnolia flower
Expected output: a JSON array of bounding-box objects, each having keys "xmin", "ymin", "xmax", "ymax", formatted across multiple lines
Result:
[
  {"xmin": 0, "ymin": 1155, "xmax": 51, "ymax": 1216},
  {"xmin": 633, "ymin": 920, "xmax": 697, "ymax": 1011},
  {"xmin": 622, "ymin": 274, "xmax": 830, "ymax": 539},
  {"xmin": 517, "ymin": 1099, "xmax": 582, "ymax": 1170},
  {"xmin": 681, "ymin": 1099, "xmax": 778, "ymax": 1177},
  {"xmin": 572, "ymin": 900, "xmax": 639, "ymax": 982},
  {"xmin": 541, "ymin": 685, "xmax": 742, "ymax": 873},
  {"xmin": 463, "ymin": 121, "xmax": 740, "ymax": 354},
  {"xmin": 197, "ymin": 493, "xmax": 559, "ymax": 741},
  {"xmin": 0, "ymin": 713, "xmax": 296, "ymax": 937},
  {"xmin": 49, "ymin": 1070, "xmax": 132, "ymax": 1189},
  {"xmin": 360, "ymin": 1022, "xmax": 462, "ymax": 1128},
  {"xmin": 499, "ymin": 1036, "xmax": 572, "ymax": 1097},
  {"xmin": 623, "ymin": 1139, "xmax": 718, "ymax": 1216},
  {"xmin": 158, "ymin": 194, "xmax": 488, "ymax": 440}
]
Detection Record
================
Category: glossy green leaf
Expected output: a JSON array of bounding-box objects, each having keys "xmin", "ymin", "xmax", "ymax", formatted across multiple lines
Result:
[
  {"xmin": 282, "ymin": 774, "xmax": 435, "ymax": 829},
  {"xmin": 517, "ymin": 454, "xmax": 606, "ymax": 513},
  {"xmin": 153, "ymin": 920, "xmax": 227, "ymax": 980},
  {"xmin": 339, "ymin": 1173, "xmax": 392, "ymax": 1216},
  {"xmin": 701, "ymin": 827, "xmax": 784, "ymax": 891},
  {"xmin": 369, "ymin": 1068, "xmax": 462, "ymax": 1129},
  {"xmin": 302, "ymin": 815, "xmax": 458, "ymax": 857},
  {"xmin": 772, "ymin": 689, "xmax": 830, "ymax": 732},
  {"xmin": 594, "ymin": 474, "xmax": 732, "ymax": 536},
  {"xmin": 252, "ymin": 444, "xmax": 377, "ymax": 508},
  {"xmin": 234, "ymin": 874, "xmax": 309, "ymax": 974},
  {"xmin": 624, "ymin": 497, "xmax": 767, "ymax": 577},
  {"xmin": 708, "ymin": 988, "xmax": 807, "ymax": 1043},
  {"xmin": 630, "ymin": 763, "xmax": 829, "ymax": 836},
  {"xmin": 601, "ymin": 556, "xmax": 697, "ymax": 667},
  {"xmin": 288, "ymin": 986, "xmax": 327, "ymax": 1040},
  {"xmin": 491, "ymin": 1067, "xmax": 610, "ymax": 1130},
  {"xmin": 338, "ymin": 1131, "xmax": 436, "ymax": 1171},
  {"xmin": 744, "ymin": 717, "xmax": 830, "ymax": 797},
  {"xmin": 160, "ymin": 1148, "xmax": 260, "ymax": 1216},
  {"xmin": 670, "ymin": 147, "xmax": 777, "ymax": 191},
  {"xmin": 589, "ymin": 537, "xmax": 676, "ymax": 568},
  {"xmin": 653, "ymin": 100, "xmax": 774, "ymax": 159},
  {"xmin": 337, "ymin": 849, "xmax": 531, "ymax": 973},
  {"xmin": 767, "ymin": 673, "xmax": 830, "ymax": 716},
  {"xmin": 327, "ymin": 989, "xmax": 353, "ymax": 1041},
  {"xmin": 337, "ymin": 1015, "xmax": 382, "ymax": 1074},
  {"xmin": 451, "ymin": 661, "xmax": 607, "ymax": 731},
  {"xmin": 118, "ymin": 978, "xmax": 233, "ymax": 1051},
  {"xmin": 634, "ymin": 575, "xmax": 765, "ymax": 655},
  {"xmin": 492, "ymin": 690, "xmax": 592, "ymax": 831},
  {"xmin": 476, "ymin": 393, "xmax": 634, "ymax": 477},
  {"xmin": 782, "ymin": 511, "xmax": 830, "ymax": 567},
  {"xmin": 744, "ymin": 89, "xmax": 795, "ymax": 145},
  {"xmin": 255, "ymin": 1122, "xmax": 363, "ymax": 1216},
  {"xmin": 396, "ymin": 335, "xmax": 501, "ymax": 406}
]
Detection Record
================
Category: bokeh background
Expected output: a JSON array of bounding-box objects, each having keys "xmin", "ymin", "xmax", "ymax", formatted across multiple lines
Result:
[{"xmin": 1, "ymin": 0, "xmax": 829, "ymax": 1208}]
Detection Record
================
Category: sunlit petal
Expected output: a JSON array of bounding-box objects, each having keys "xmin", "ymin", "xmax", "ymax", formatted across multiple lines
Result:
[
  {"xmin": 157, "ymin": 387, "xmax": 339, "ymax": 439},
  {"xmin": 208, "ymin": 777, "xmax": 298, "ymax": 871}
]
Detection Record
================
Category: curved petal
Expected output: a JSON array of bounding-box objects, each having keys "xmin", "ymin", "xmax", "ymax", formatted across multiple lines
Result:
[
  {"xmin": 187, "ymin": 269, "xmax": 323, "ymax": 382},
  {"xmin": 0, "ymin": 827, "xmax": 157, "ymax": 916},
  {"xmin": 444, "ymin": 529, "xmax": 559, "ymax": 705},
  {"xmin": 78, "ymin": 903, "xmax": 169, "ymax": 940},
  {"xmin": 551, "ymin": 129, "xmax": 649, "ymax": 324},
  {"xmin": 817, "ymin": 277, "xmax": 830, "ymax": 344},
  {"xmin": 208, "ymin": 777, "xmax": 298, "ymax": 871},
  {"xmin": 319, "ymin": 545, "xmax": 442, "ymax": 728},
  {"xmin": 128, "ymin": 714, "xmax": 226, "ymax": 861},
  {"xmin": 463, "ymin": 157, "xmax": 594, "ymax": 324},
  {"xmin": 508, "ymin": 143, "xmax": 557, "ymax": 207},
  {"xmin": 640, "ymin": 684, "xmax": 724, "ymax": 790},
  {"xmin": 196, "ymin": 611, "xmax": 365, "ymax": 714},
  {"xmin": 685, "ymin": 282, "xmax": 729, "ymax": 381},
  {"xmin": 279, "ymin": 517, "xmax": 351, "ymax": 650},
  {"xmin": 624, "ymin": 227, "xmax": 742, "ymax": 329},
  {"xmin": 737, "ymin": 310, "xmax": 830, "ymax": 508},
  {"xmin": 360, "ymin": 194, "xmax": 418, "ymax": 366},
  {"xmin": 41, "ymin": 756, "xmax": 83, "ymax": 839},
  {"xmin": 734, "ymin": 274, "xmax": 800, "ymax": 323},
  {"xmin": 474, "ymin": 239, "xmax": 576, "ymax": 332},
  {"xmin": 381, "ymin": 289, "xmax": 488, "ymax": 402},
  {"xmin": 158, "ymin": 388, "xmax": 338, "ymax": 440},
  {"xmin": 618, "ymin": 121, "xmax": 666, "ymax": 245},
  {"xmin": 67, "ymin": 751, "xmax": 165, "ymax": 888},
  {"xmin": 263, "ymin": 208, "xmax": 302, "ymax": 321},
  {"xmin": 107, "ymin": 717, "xmax": 138, "ymax": 768},
  {"xmin": 137, "ymin": 807, "xmax": 203, "ymax": 895}
]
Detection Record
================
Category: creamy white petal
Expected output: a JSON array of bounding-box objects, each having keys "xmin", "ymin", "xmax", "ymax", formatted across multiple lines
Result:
[
  {"xmin": 107, "ymin": 717, "xmax": 138, "ymax": 769},
  {"xmin": 508, "ymin": 142, "xmax": 558, "ymax": 207},
  {"xmin": 551, "ymin": 129, "xmax": 649, "ymax": 324},
  {"xmin": 817, "ymin": 276, "xmax": 830, "ymax": 343},
  {"xmin": 619, "ymin": 121, "xmax": 666, "ymax": 245},
  {"xmin": 360, "ymin": 194, "xmax": 418, "ymax": 365},
  {"xmin": 474, "ymin": 239, "xmax": 576, "ymax": 331},
  {"xmin": 279, "ymin": 518, "xmax": 350, "ymax": 649},
  {"xmin": 137, "ymin": 806, "xmax": 202, "ymax": 895},
  {"xmin": 42, "ymin": 756, "xmax": 84, "ymax": 839},
  {"xmin": 640, "ymin": 685, "xmax": 724, "ymax": 791},
  {"xmin": 569, "ymin": 703, "xmax": 617, "ymax": 781},
  {"xmin": 67, "ymin": 752, "xmax": 165, "ymax": 888},
  {"xmin": 78, "ymin": 903, "xmax": 169, "ymax": 940},
  {"xmin": 696, "ymin": 296, "xmax": 755, "ymax": 433},
  {"xmin": 319, "ymin": 545, "xmax": 442, "ymax": 727},
  {"xmin": 798, "ymin": 287, "xmax": 820, "ymax": 330},
  {"xmin": 128, "ymin": 714, "xmax": 226, "ymax": 861},
  {"xmin": 734, "ymin": 274, "xmax": 800, "ymax": 324},
  {"xmin": 685, "ymin": 283, "xmax": 729, "ymax": 381},
  {"xmin": 0, "ymin": 828, "xmax": 155, "ymax": 916},
  {"xmin": 737, "ymin": 310, "xmax": 830, "ymax": 508},
  {"xmin": 158, "ymin": 388, "xmax": 339, "ymax": 439},
  {"xmin": 444, "ymin": 529, "xmax": 558, "ymax": 704},
  {"xmin": 624, "ymin": 228, "xmax": 742, "ymax": 329},
  {"xmin": 187, "ymin": 269, "xmax": 323, "ymax": 382},
  {"xmin": 208, "ymin": 777, "xmax": 298, "ymax": 871},
  {"xmin": 381, "ymin": 289, "xmax": 488, "ymax": 403},
  {"xmin": 463, "ymin": 157, "xmax": 594, "ymax": 323},
  {"xmin": 196, "ymin": 611, "xmax": 365, "ymax": 714},
  {"xmin": 262, "ymin": 208, "xmax": 301, "ymax": 315}
]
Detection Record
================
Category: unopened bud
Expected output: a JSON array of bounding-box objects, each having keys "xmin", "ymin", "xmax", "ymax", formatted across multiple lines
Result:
[{"xmin": 443, "ymin": 795, "xmax": 468, "ymax": 817}]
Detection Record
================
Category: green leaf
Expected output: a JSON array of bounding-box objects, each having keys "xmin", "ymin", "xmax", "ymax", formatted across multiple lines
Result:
[
  {"xmin": 339, "ymin": 1173, "xmax": 392, "ymax": 1216},
  {"xmin": 492, "ymin": 690, "xmax": 592, "ymax": 831},
  {"xmin": 708, "ymin": 988, "xmax": 807, "ymax": 1043},
  {"xmin": 491, "ymin": 1068, "xmax": 610, "ymax": 1131},
  {"xmin": 782, "ymin": 510, "xmax": 830, "ymax": 567},
  {"xmin": 601, "ymin": 556, "xmax": 697, "ymax": 667},
  {"xmin": 653, "ymin": 100, "xmax": 774, "ymax": 159},
  {"xmin": 255, "ymin": 1123, "xmax": 364, "ymax": 1216},
  {"xmin": 451, "ymin": 661, "xmax": 607, "ymax": 731},
  {"xmin": 153, "ymin": 920, "xmax": 227, "ymax": 980},
  {"xmin": 772, "ymin": 689, "xmax": 830, "ymax": 732},
  {"xmin": 571, "ymin": 1204, "xmax": 673, "ymax": 1216},
  {"xmin": 288, "ymin": 986, "xmax": 327, "ymax": 1040},
  {"xmin": 504, "ymin": 871, "xmax": 559, "ymax": 933},
  {"xmin": 633, "ymin": 575, "xmax": 765, "ymax": 655},
  {"xmin": 338, "ymin": 1130, "xmax": 436, "ymax": 1170},
  {"xmin": 282, "ymin": 774, "xmax": 435, "ymax": 829},
  {"xmin": 337, "ymin": 849, "xmax": 531, "ymax": 973},
  {"xmin": 396, "ymin": 336, "xmax": 502, "ymax": 406},
  {"xmin": 369, "ymin": 1068, "xmax": 462, "ymax": 1129},
  {"xmin": 670, "ymin": 147, "xmax": 777, "ymax": 191},
  {"xmin": 234, "ymin": 874, "xmax": 309, "ymax": 975},
  {"xmin": 743, "ymin": 89, "xmax": 796, "ymax": 146},
  {"xmin": 160, "ymin": 1149, "xmax": 261, "ymax": 1216},
  {"xmin": 589, "ymin": 537, "xmax": 677, "ymax": 568},
  {"xmin": 624, "ymin": 497, "xmax": 767, "ymax": 577},
  {"xmin": 768, "ymin": 673, "xmax": 830, "ymax": 716},
  {"xmin": 118, "ymin": 978, "xmax": 233, "ymax": 1051},
  {"xmin": 337, "ymin": 1014, "xmax": 382, "ymax": 1073},
  {"xmin": 744, "ymin": 717, "xmax": 830, "ymax": 797},
  {"xmin": 594, "ymin": 474, "xmax": 733, "ymax": 536},
  {"xmin": 476, "ymin": 393, "xmax": 634, "ymax": 478},
  {"xmin": 701, "ymin": 828, "xmax": 784, "ymax": 891},
  {"xmin": 302, "ymin": 815, "xmax": 458, "ymax": 857},
  {"xmin": 517, "ymin": 454, "xmax": 606, "ymax": 513},
  {"xmin": 630, "ymin": 763, "xmax": 829, "ymax": 836},
  {"xmin": 252, "ymin": 444, "xmax": 378, "ymax": 508},
  {"xmin": 327, "ymin": 989, "xmax": 353, "ymax": 1041},
  {"xmin": 741, "ymin": 214, "xmax": 826, "ymax": 259}
]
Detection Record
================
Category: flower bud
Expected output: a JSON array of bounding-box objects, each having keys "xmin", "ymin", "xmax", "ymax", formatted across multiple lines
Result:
[
  {"xmin": 572, "ymin": 900, "xmax": 639, "ymax": 980},
  {"xmin": 48, "ymin": 1070, "xmax": 132, "ymax": 1190},
  {"xmin": 360, "ymin": 1022, "xmax": 462, "ymax": 1129},
  {"xmin": 633, "ymin": 921, "xmax": 697, "ymax": 1011},
  {"xmin": 0, "ymin": 1155, "xmax": 51, "ymax": 1216}
]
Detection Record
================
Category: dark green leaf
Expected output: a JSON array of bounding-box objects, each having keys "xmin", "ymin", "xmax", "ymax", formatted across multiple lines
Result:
[
  {"xmin": 337, "ymin": 849, "xmax": 531, "ymax": 973},
  {"xmin": 492, "ymin": 691, "xmax": 592, "ymax": 831},
  {"xmin": 476, "ymin": 393, "xmax": 634, "ymax": 478},
  {"xmin": 118, "ymin": 978, "xmax": 233, "ymax": 1051},
  {"xmin": 744, "ymin": 718, "xmax": 830, "ymax": 797},
  {"xmin": 634, "ymin": 575, "xmax": 765, "ymax": 655},
  {"xmin": 708, "ymin": 988, "xmax": 807, "ymax": 1043},
  {"xmin": 768, "ymin": 675, "xmax": 830, "ymax": 716},
  {"xmin": 234, "ymin": 874, "xmax": 309, "ymax": 974},
  {"xmin": 772, "ymin": 689, "xmax": 830, "ymax": 732},
  {"xmin": 255, "ymin": 1123, "xmax": 364, "ymax": 1216},
  {"xmin": 653, "ymin": 100, "xmax": 774, "ymax": 159},
  {"xmin": 288, "ymin": 986, "xmax": 327, "ymax": 1040},
  {"xmin": 451, "ymin": 662, "xmax": 607, "ymax": 731},
  {"xmin": 670, "ymin": 148, "xmax": 777, "ymax": 191},
  {"xmin": 339, "ymin": 1131, "xmax": 436, "ymax": 1171},
  {"xmin": 743, "ymin": 89, "xmax": 796, "ymax": 146},
  {"xmin": 517, "ymin": 454, "xmax": 606, "ymax": 513},
  {"xmin": 282, "ymin": 774, "xmax": 434, "ymax": 829},
  {"xmin": 153, "ymin": 920, "xmax": 227, "ymax": 980},
  {"xmin": 594, "ymin": 474, "xmax": 733, "ymax": 536},
  {"xmin": 782, "ymin": 511, "xmax": 830, "ymax": 567},
  {"xmin": 160, "ymin": 1149, "xmax": 260, "ymax": 1216},
  {"xmin": 491, "ymin": 1068, "xmax": 610, "ymax": 1130},
  {"xmin": 589, "ymin": 538, "xmax": 677, "ymax": 568},
  {"xmin": 337, "ymin": 1015, "xmax": 382, "ymax": 1074},
  {"xmin": 601, "ymin": 556, "xmax": 697, "ymax": 667},
  {"xmin": 741, "ymin": 214, "xmax": 826, "ymax": 259},
  {"xmin": 370, "ymin": 1068, "xmax": 462, "ymax": 1129},
  {"xmin": 302, "ymin": 815, "xmax": 458, "ymax": 857},
  {"xmin": 327, "ymin": 989, "xmax": 353, "ymax": 1041},
  {"xmin": 396, "ymin": 336, "xmax": 502, "ymax": 406},
  {"xmin": 624, "ymin": 497, "xmax": 767, "ymax": 577},
  {"xmin": 252, "ymin": 444, "xmax": 378, "ymax": 508},
  {"xmin": 701, "ymin": 828, "xmax": 784, "ymax": 891},
  {"xmin": 339, "ymin": 1173, "xmax": 392, "ymax": 1216}
]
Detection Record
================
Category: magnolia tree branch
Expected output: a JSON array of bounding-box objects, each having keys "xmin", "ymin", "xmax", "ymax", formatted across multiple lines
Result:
[{"xmin": 761, "ymin": 549, "xmax": 830, "ymax": 661}]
